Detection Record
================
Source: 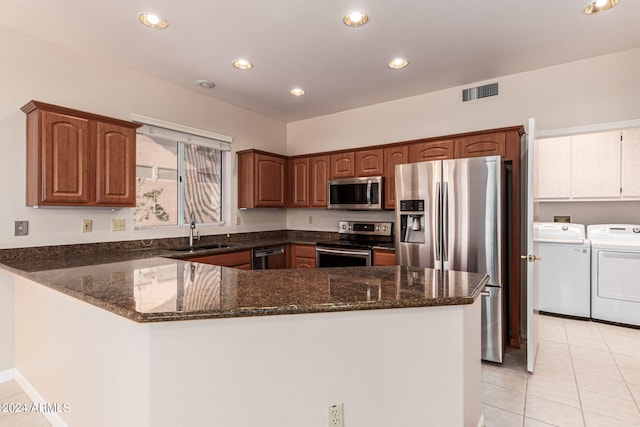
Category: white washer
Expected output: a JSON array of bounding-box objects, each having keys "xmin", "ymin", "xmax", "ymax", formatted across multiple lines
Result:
[
  {"xmin": 534, "ymin": 222, "xmax": 590, "ymax": 318},
  {"xmin": 588, "ymin": 224, "xmax": 640, "ymax": 326}
]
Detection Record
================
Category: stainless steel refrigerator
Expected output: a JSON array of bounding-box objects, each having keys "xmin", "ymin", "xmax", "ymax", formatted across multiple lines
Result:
[{"xmin": 395, "ymin": 156, "xmax": 504, "ymax": 363}]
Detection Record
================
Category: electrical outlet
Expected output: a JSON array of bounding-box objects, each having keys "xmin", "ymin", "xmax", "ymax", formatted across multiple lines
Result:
[
  {"xmin": 14, "ymin": 220, "xmax": 29, "ymax": 236},
  {"xmin": 328, "ymin": 403, "xmax": 343, "ymax": 427},
  {"xmin": 235, "ymin": 216, "xmax": 241, "ymax": 226},
  {"xmin": 308, "ymin": 215, "xmax": 313, "ymax": 225},
  {"xmin": 82, "ymin": 219, "xmax": 92, "ymax": 233},
  {"xmin": 111, "ymin": 219, "xmax": 126, "ymax": 231}
]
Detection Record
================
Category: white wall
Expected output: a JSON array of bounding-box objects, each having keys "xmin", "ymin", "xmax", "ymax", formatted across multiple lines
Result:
[
  {"xmin": 286, "ymin": 49, "xmax": 640, "ymax": 229},
  {"xmin": 0, "ymin": 270, "xmax": 15, "ymax": 373},
  {"xmin": 0, "ymin": 24, "xmax": 288, "ymax": 249},
  {"xmin": 538, "ymin": 201, "xmax": 640, "ymax": 226}
]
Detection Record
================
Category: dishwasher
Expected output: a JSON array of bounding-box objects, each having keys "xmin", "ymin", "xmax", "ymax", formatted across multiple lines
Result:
[{"xmin": 251, "ymin": 246, "xmax": 286, "ymax": 269}]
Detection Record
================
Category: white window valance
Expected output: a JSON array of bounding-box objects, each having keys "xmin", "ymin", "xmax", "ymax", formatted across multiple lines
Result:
[{"xmin": 131, "ymin": 113, "xmax": 232, "ymax": 151}]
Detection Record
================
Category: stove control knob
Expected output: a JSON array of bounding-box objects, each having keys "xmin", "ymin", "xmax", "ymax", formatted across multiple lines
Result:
[
  {"xmin": 376, "ymin": 225, "xmax": 381, "ymax": 231},
  {"xmin": 342, "ymin": 224, "xmax": 347, "ymax": 229},
  {"xmin": 634, "ymin": 227, "xmax": 640, "ymax": 233}
]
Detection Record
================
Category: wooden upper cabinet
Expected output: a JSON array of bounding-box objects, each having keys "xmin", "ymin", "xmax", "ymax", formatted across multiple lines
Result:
[
  {"xmin": 288, "ymin": 157, "xmax": 309, "ymax": 207},
  {"xmin": 237, "ymin": 150, "xmax": 287, "ymax": 208},
  {"xmin": 40, "ymin": 110, "xmax": 92, "ymax": 205},
  {"xmin": 454, "ymin": 132, "xmax": 506, "ymax": 158},
  {"xmin": 408, "ymin": 139, "xmax": 454, "ymax": 162},
  {"xmin": 383, "ymin": 145, "xmax": 408, "ymax": 209},
  {"xmin": 309, "ymin": 155, "xmax": 329, "ymax": 207},
  {"xmin": 330, "ymin": 152, "xmax": 355, "ymax": 178},
  {"xmin": 22, "ymin": 100, "xmax": 139, "ymax": 207},
  {"xmin": 355, "ymin": 148, "xmax": 384, "ymax": 176},
  {"xmin": 95, "ymin": 122, "xmax": 136, "ymax": 206}
]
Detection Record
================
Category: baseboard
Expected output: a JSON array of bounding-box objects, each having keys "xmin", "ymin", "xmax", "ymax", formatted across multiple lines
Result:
[
  {"xmin": 477, "ymin": 413, "xmax": 485, "ymax": 427},
  {"xmin": 14, "ymin": 369, "xmax": 69, "ymax": 427},
  {"xmin": 0, "ymin": 368, "xmax": 15, "ymax": 383}
]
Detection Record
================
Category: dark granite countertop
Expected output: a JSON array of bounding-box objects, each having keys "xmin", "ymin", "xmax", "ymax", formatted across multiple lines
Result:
[{"xmin": 1, "ymin": 252, "xmax": 487, "ymax": 323}]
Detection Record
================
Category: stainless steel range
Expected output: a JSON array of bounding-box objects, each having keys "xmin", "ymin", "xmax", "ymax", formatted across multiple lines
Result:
[{"xmin": 315, "ymin": 221, "xmax": 394, "ymax": 268}]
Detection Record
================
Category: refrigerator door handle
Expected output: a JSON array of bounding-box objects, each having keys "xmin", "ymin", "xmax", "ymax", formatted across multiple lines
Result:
[
  {"xmin": 435, "ymin": 182, "xmax": 442, "ymax": 261},
  {"xmin": 442, "ymin": 181, "xmax": 449, "ymax": 262}
]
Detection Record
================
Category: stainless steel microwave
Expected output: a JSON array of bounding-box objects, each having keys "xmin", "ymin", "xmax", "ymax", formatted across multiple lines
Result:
[{"xmin": 327, "ymin": 176, "xmax": 383, "ymax": 210}]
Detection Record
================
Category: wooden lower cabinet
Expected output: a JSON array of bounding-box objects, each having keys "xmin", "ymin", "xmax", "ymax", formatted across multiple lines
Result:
[
  {"xmin": 373, "ymin": 249, "xmax": 396, "ymax": 266},
  {"xmin": 288, "ymin": 244, "xmax": 316, "ymax": 269},
  {"xmin": 185, "ymin": 250, "xmax": 252, "ymax": 270}
]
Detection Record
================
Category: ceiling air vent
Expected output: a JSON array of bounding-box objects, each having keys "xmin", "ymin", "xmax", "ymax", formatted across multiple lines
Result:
[{"xmin": 462, "ymin": 82, "xmax": 499, "ymax": 102}]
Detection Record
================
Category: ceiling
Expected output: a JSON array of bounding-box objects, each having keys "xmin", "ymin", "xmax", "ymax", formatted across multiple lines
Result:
[{"xmin": 2, "ymin": 1, "xmax": 639, "ymax": 123}]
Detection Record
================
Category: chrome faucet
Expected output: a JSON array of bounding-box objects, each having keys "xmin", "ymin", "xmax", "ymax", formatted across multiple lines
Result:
[{"xmin": 189, "ymin": 212, "xmax": 200, "ymax": 247}]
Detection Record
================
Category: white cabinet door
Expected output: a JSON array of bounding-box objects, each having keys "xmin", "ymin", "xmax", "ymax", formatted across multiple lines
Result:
[
  {"xmin": 571, "ymin": 131, "xmax": 621, "ymax": 199},
  {"xmin": 622, "ymin": 128, "xmax": 640, "ymax": 198},
  {"xmin": 535, "ymin": 136, "xmax": 571, "ymax": 199}
]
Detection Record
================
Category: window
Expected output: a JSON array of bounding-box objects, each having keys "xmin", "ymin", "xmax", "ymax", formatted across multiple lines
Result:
[{"xmin": 134, "ymin": 120, "xmax": 231, "ymax": 228}]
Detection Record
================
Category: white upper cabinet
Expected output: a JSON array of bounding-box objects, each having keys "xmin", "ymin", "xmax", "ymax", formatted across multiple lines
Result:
[
  {"xmin": 535, "ymin": 136, "xmax": 571, "ymax": 199},
  {"xmin": 571, "ymin": 131, "xmax": 621, "ymax": 199},
  {"xmin": 535, "ymin": 128, "xmax": 640, "ymax": 201},
  {"xmin": 621, "ymin": 128, "xmax": 640, "ymax": 198}
]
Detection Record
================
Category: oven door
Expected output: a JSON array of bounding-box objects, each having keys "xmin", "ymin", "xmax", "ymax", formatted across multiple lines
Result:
[{"xmin": 315, "ymin": 247, "xmax": 372, "ymax": 268}]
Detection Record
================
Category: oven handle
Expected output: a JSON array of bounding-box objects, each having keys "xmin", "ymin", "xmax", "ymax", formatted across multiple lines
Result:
[{"xmin": 315, "ymin": 247, "xmax": 372, "ymax": 257}]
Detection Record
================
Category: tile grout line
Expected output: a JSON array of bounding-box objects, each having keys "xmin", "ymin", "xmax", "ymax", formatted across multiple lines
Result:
[
  {"xmin": 597, "ymin": 322, "xmax": 640, "ymax": 416},
  {"xmin": 565, "ymin": 318, "xmax": 588, "ymax": 427}
]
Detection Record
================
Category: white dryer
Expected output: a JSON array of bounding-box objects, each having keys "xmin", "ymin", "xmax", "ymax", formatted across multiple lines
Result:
[
  {"xmin": 534, "ymin": 222, "xmax": 590, "ymax": 318},
  {"xmin": 588, "ymin": 224, "xmax": 640, "ymax": 326}
]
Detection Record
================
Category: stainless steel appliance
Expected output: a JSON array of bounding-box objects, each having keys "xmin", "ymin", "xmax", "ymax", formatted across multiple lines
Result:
[
  {"xmin": 395, "ymin": 156, "xmax": 504, "ymax": 363},
  {"xmin": 316, "ymin": 221, "xmax": 393, "ymax": 268},
  {"xmin": 251, "ymin": 246, "xmax": 286, "ymax": 269},
  {"xmin": 327, "ymin": 176, "xmax": 383, "ymax": 210}
]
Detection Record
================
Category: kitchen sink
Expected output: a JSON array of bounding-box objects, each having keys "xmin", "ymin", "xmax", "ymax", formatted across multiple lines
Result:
[{"xmin": 170, "ymin": 243, "xmax": 231, "ymax": 252}]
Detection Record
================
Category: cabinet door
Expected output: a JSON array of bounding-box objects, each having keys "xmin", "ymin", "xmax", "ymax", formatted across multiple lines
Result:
[
  {"xmin": 571, "ymin": 131, "xmax": 621, "ymax": 199},
  {"xmin": 622, "ymin": 128, "xmax": 640, "ymax": 198},
  {"xmin": 330, "ymin": 152, "xmax": 355, "ymax": 178},
  {"xmin": 355, "ymin": 148, "xmax": 384, "ymax": 176},
  {"xmin": 373, "ymin": 249, "xmax": 396, "ymax": 266},
  {"xmin": 290, "ymin": 244, "xmax": 316, "ymax": 268},
  {"xmin": 288, "ymin": 157, "xmax": 309, "ymax": 207},
  {"xmin": 408, "ymin": 140, "xmax": 453, "ymax": 162},
  {"xmin": 255, "ymin": 153, "xmax": 286, "ymax": 207},
  {"xmin": 454, "ymin": 132, "xmax": 505, "ymax": 158},
  {"xmin": 383, "ymin": 145, "xmax": 408, "ymax": 209},
  {"xmin": 309, "ymin": 155, "xmax": 330, "ymax": 207},
  {"xmin": 95, "ymin": 122, "xmax": 136, "ymax": 206},
  {"xmin": 40, "ymin": 111, "xmax": 92, "ymax": 204},
  {"xmin": 534, "ymin": 136, "xmax": 571, "ymax": 199}
]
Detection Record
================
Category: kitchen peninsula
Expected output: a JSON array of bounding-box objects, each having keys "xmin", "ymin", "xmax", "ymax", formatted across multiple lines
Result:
[{"xmin": 1, "ymin": 250, "xmax": 487, "ymax": 427}]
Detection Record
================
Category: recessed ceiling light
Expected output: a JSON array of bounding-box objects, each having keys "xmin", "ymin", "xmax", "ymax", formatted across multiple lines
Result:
[
  {"xmin": 232, "ymin": 59, "xmax": 254, "ymax": 70},
  {"xmin": 195, "ymin": 80, "xmax": 215, "ymax": 89},
  {"xmin": 584, "ymin": 0, "xmax": 619, "ymax": 14},
  {"xmin": 388, "ymin": 58, "xmax": 409, "ymax": 69},
  {"xmin": 289, "ymin": 88, "xmax": 306, "ymax": 96},
  {"xmin": 138, "ymin": 13, "xmax": 169, "ymax": 30},
  {"xmin": 343, "ymin": 10, "xmax": 369, "ymax": 27}
]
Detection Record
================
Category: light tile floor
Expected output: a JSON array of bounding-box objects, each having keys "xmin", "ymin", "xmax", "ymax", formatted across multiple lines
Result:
[
  {"xmin": 0, "ymin": 380, "xmax": 51, "ymax": 426},
  {"xmin": 2, "ymin": 314, "xmax": 639, "ymax": 426},
  {"xmin": 483, "ymin": 314, "xmax": 640, "ymax": 427}
]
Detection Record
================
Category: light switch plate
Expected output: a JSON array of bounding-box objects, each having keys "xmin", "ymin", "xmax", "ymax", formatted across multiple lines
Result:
[{"xmin": 14, "ymin": 220, "xmax": 29, "ymax": 236}]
